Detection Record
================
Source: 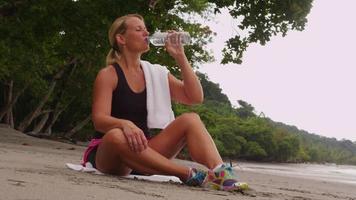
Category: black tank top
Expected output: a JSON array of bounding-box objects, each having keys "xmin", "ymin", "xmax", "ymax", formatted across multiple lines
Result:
[{"xmin": 94, "ymin": 63, "xmax": 150, "ymax": 139}]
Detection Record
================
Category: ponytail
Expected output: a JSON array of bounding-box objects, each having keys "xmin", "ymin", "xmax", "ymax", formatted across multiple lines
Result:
[{"xmin": 105, "ymin": 48, "xmax": 120, "ymax": 66}]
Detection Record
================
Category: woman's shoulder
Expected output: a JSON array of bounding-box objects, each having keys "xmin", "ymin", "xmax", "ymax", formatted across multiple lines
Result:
[
  {"xmin": 95, "ymin": 65, "xmax": 118, "ymax": 87},
  {"xmin": 99, "ymin": 64, "xmax": 116, "ymax": 73},
  {"xmin": 97, "ymin": 65, "xmax": 117, "ymax": 78}
]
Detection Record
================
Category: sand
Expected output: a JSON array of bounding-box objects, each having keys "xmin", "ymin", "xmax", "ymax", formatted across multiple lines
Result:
[{"xmin": 1, "ymin": 124, "xmax": 355, "ymax": 200}]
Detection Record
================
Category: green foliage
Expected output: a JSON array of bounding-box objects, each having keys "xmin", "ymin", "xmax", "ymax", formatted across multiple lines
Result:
[
  {"xmin": 210, "ymin": 122, "xmax": 247, "ymax": 157},
  {"xmin": 271, "ymin": 121, "xmax": 356, "ymax": 164},
  {"xmin": 173, "ymin": 77, "xmax": 356, "ymax": 165},
  {"xmin": 245, "ymin": 141, "xmax": 267, "ymax": 159},
  {"xmin": 235, "ymin": 100, "xmax": 256, "ymax": 119},
  {"xmin": 295, "ymin": 148, "xmax": 310, "ymax": 162},
  {"xmin": 212, "ymin": 0, "xmax": 314, "ymax": 64},
  {"xmin": 197, "ymin": 72, "xmax": 230, "ymax": 105},
  {"xmin": 1, "ymin": 0, "xmax": 215, "ymax": 133}
]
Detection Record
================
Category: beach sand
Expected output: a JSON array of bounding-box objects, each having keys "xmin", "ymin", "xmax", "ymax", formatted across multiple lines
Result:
[{"xmin": 1, "ymin": 125, "xmax": 355, "ymax": 200}]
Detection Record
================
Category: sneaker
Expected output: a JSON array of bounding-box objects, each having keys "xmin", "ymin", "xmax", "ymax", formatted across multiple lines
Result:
[
  {"xmin": 185, "ymin": 168, "xmax": 207, "ymax": 187},
  {"xmin": 203, "ymin": 164, "xmax": 248, "ymax": 191}
]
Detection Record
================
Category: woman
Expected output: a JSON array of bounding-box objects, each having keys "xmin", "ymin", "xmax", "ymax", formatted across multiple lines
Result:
[{"xmin": 84, "ymin": 14, "xmax": 247, "ymax": 191}]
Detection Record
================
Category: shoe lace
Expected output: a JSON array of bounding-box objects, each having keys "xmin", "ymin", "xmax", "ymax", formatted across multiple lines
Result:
[
  {"xmin": 194, "ymin": 170, "xmax": 207, "ymax": 182},
  {"xmin": 229, "ymin": 159, "xmax": 243, "ymax": 170},
  {"xmin": 222, "ymin": 161, "xmax": 240, "ymax": 179},
  {"xmin": 186, "ymin": 168, "xmax": 207, "ymax": 186}
]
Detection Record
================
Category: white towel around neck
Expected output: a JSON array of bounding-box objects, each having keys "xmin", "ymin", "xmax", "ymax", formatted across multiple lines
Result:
[{"xmin": 140, "ymin": 60, "xmax": 175, "ymax": 129}]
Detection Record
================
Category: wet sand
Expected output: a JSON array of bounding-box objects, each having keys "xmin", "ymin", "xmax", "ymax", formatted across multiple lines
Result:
[{"xmin": 1, "ymin": 125, "xmax": 355, "ymax": 200}]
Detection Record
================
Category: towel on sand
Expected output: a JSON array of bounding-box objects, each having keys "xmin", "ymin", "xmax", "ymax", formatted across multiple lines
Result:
[{"xmin": 65, "ymin": 163, "xmax": 182, "ymax": 183}]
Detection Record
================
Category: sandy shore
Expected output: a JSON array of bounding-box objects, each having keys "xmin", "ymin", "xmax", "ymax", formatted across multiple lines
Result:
[{"xmin": 1, "ymin": 125, "xmax": 355, "ymax": 200}]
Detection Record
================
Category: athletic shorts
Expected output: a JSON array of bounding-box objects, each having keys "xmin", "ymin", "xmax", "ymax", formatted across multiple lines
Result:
[{"xmin": 82, "ymin": 139, "xmax": 101, "ymax": 168}]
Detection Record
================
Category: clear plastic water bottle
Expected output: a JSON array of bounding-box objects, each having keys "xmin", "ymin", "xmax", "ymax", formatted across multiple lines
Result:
[{"xmin": 149, "ymin": 31, "xmax": 191, "ymax": 46}]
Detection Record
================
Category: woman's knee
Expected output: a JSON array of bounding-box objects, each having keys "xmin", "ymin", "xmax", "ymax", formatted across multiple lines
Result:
[
  {"xmin": 96, "ymin": 128, "xmax": 131, "ymax": 175},
  {"xmin": 178, "ymin": 112, "xmax": 202, "ymax": 125},
  {"xmin": 102, "ymin": 128, "xmax": 126, "ymax": 146},
  {"xmin": 173, "ymin": 113, "xmax": 204, "ymax": 133}
]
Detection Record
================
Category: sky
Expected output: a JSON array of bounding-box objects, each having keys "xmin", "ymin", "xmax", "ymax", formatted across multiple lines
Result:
[{"xmin": 199, "ymin": 1, "xmax": 356, "ymax": 141}]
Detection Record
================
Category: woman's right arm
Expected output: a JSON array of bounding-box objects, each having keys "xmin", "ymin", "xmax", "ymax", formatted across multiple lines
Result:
[
  {"xmin": 91, "ymin": 66, "xmax": 147, "ymax": 152},
  {"xmin": 91, "ymin": 66, "xmax": 125, "ymax": 133}
]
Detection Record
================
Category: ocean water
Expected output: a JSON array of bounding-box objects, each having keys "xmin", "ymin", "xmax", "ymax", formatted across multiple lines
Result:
[{"xmin": 236, "ymin": 162, "xmax": 356, "ymax": 185}]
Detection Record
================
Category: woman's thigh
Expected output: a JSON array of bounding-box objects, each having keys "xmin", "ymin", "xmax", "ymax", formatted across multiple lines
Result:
[
  {"xmin": 148, "ymin": 113, "xmax": 200, "ymax": 159},
  {"xmin": 95, "ymin": 128, "xmax": 131, "ymax": 175}
]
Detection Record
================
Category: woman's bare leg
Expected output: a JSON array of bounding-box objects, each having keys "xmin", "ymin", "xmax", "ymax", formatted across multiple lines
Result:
[
  {"xmin": 95, "ymin": 128, "xmax": 190, "ymax": 181},
  {"xmin": 149, "ymin": 112, "xmax": 223, "ymax": 169},
  {"xmin": 95, "ymin": 112, "xmax": 223, "ymax": 181}
]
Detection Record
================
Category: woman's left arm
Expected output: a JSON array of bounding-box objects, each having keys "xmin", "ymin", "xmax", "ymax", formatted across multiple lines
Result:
[{"xmin": 166, "ymin": 32, "xmax": 204, "ymax": 105}]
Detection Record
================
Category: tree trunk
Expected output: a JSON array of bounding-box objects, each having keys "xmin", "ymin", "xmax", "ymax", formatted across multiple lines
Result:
[
  {"xmin": 42, "ymin": 59, "xmax": 78, "ymax": 135},
  {"xmin": 65, "ymin": 114, "xmax": 91, "ymax": 138},
  {"xmin": 0, "ymin": 82, "xmax": 28, "ymax": 121},
  {"xmin": 32, "ymin": 112, "xmax": 50, "ymax": 134},
  {"xmin": 9, "ymin": 110, "xmax": 14, "ymax": 128},
  {"xmin": 43, "ymin": 107, "xmax": 65, "ymax": 135},
  {"xmin": 16, "ymin": 81, "xmax": 56, "ymax": 132},
  {"xmin": 17, "ymin": 68, "xmax": 66, "ymax": 132},
  {"xmin": 4, "ymin": 80, "xmax": 13, "ymax": 124},
  {"xmin": 0, "ymin": 81, "xmax": 15, "ymax": 127}
]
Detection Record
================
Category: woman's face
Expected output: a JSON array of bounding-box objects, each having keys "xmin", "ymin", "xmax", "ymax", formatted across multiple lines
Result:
[{"xmin": 119, "ymin": 17, "xmax": 150, "ymax": 53}]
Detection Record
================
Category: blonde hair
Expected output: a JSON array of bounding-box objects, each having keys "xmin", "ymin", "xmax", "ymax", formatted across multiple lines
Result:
[{"xmin": 105, "ymin": 14, "xmax": 144, "ymax": 66}]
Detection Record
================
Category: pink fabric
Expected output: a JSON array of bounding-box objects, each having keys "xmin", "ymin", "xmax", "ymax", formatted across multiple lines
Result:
[{"xmin": 81, "ymin": 139, "xmax": 102, "ymax": 166}]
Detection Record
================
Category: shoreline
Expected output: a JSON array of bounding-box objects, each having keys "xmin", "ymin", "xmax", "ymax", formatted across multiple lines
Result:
[
  {"xmin": 235, "ymin": 161, "xmax": 356, "ymax": 186},
  {"xmin": 1, "ymin": 126, "xmax": 356, "ymax": 200}
]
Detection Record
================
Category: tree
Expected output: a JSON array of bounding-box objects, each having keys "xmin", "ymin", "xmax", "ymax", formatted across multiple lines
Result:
[
  {"xmin": 235, "ymin": 100, "xmax": 256, "ymax": 119},
  {"xmin": 197, "ymin": 72, "xmax": 230, "ymax": 105},
  {"xmin": 245, "ymin": 141, "xmax": 267, "ymax": 160},
  {"xmin": 210, "ymin": 0, "xmax": 313, "ymax": 64},
  {"xmin": 0, "ymin": 0, "xmax": 215, "ymax": 135},
  {"xmin": 275, "ymin": 136, "xmax": 300, "ymax": 162}
]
